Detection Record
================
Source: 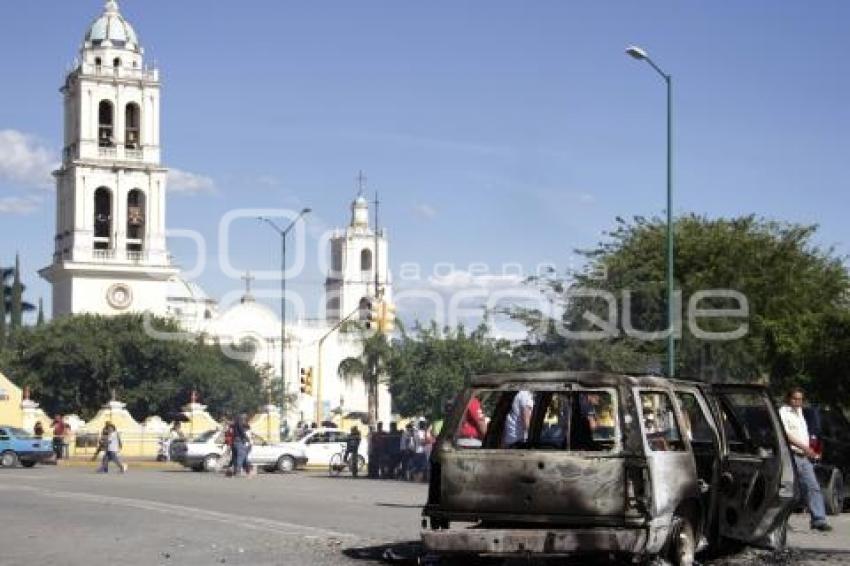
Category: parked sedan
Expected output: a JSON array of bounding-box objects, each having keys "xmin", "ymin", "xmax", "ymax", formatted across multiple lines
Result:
[
  {"xmin": 297, "ymin": 428, "xmax": 368, "ymax": 471},
  {"xmin": 0, "ymin": 426, "xmax": 54, "ymax": 468},
  {"xmin": 170, "ymin": 429, "xmax": 308, "ymax": 473}
]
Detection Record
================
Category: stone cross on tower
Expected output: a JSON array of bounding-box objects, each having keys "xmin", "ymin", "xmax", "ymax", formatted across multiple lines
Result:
[{"xmin": 356, "ymin": 170, "xmax": 368, "ymax": 196}]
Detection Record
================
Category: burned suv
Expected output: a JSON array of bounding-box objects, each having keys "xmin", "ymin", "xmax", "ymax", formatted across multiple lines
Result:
[{"xmin": 422, "ymin": 372, "xmax": 797, "ymax": 565}]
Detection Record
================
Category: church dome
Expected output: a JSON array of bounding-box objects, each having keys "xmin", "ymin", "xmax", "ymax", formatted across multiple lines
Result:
[{"xmin": 84, "ymin": 1, "xmax": 140, "ymax": 51}]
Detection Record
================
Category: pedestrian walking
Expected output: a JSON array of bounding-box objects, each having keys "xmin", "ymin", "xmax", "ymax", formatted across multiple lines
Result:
[
  {"xmin": 91, "ymin": 423, "xmax": 109, "ymax": 462},
  {"xmin": 230, "ymin": 414, "xmax": 251, "ymax": 477},
  {"xmin": 51, "ymin": 414, "xmax": 66, "ymax": 459},
  {"xmin": 98, "ymin": 423, "xmax": 127, "ymax": 474},
  {"xmin": 779, "ymin": 387, "xmax": 831, "ymax": 531},
  {"xmin": 400, "ymin": 423, "xmax": 415, "ymax": 480},
  {"xmin": 412, "ymin": 420, "xmax": 432, "ymax": 482},
  {"xmin": 368, "ymin": 422, "xmax": 384, "ymax": 479},
  {"xmin": 62, "ymin": 417, "xmax": 73, "ymax": 458}
]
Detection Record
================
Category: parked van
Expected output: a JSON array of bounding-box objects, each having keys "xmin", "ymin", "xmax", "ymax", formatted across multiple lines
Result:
[{"xmin": 421, "ymin": 372, "xmax": 797, "ymax": 565}]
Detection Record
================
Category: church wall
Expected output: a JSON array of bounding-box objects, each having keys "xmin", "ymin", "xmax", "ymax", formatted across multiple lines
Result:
[{"xmin": 71, "ymin": 275, "xmax": 171, "ymax": 316}]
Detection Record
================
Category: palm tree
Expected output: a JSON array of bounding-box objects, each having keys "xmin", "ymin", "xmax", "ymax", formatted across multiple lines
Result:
[{"xmin": 337, "ymin": 331, "xmax": 394, "ymax": 425}]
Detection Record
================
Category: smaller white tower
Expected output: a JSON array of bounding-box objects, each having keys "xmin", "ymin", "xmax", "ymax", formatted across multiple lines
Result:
[{"xmin": 325, "ymin": 194, "xmax": 391, "ymax": 322}]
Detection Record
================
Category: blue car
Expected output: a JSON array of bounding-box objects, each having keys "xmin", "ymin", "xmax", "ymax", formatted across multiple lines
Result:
[{"xmin": 0, "ymin": 426, "xmax": 54, "ymax": 468}]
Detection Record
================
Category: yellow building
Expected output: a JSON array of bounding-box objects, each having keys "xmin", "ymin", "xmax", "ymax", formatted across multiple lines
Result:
[{"xmin": 0, "ymin": 371, "xmax": 23, "ymax": 427}]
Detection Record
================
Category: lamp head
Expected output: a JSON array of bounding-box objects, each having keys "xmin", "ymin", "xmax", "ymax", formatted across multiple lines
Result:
[
  {"xmin": 626, "ymin": 46, "xmax": 649, "ymax": 60},
  {"xmin": 301, "ymin": 208, "xmax": 312, "ymax": 215}
]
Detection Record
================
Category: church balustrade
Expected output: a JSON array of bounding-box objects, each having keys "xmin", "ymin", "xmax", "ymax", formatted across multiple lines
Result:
[
  {"xmin": 98, "ymin": 146, "xmax": 117, "ymax": 159},
  {"xmin": 93, "ymin": 249, "xmax": 115, "ymax": 260},
  {"xmin": 80, "ymin": 62, "xmax": 158, "ymax": 82},
  {"xmin": 126, "ymin": 250, "xmax": 147, "ymax": 262},
  {"xmin": 124, "ymin": 147, "xmax": 143, "ymax": 160}
]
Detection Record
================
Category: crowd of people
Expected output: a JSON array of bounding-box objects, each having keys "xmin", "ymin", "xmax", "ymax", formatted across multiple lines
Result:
[{"xmin": 367, "ymin": 419, "xmax": 435, "ymax": 481}]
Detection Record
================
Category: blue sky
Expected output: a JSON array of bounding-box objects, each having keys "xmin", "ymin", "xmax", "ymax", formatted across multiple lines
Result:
[{"xmin": 1, "ymin": 1, "xmax": 848, "ymax": 326}]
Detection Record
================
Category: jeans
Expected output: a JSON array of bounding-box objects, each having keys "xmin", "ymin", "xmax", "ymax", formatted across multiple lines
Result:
[
  {"xmin": 100, "ymin": 451, "xmax": 124, "ymax": 473},
  {"xmin": 795, "ymin": 454, "xmax": 826, "ymax": 525},
  {"xmin": 232, "ymin": 441, "xmax": 248, "ymax": 475}
]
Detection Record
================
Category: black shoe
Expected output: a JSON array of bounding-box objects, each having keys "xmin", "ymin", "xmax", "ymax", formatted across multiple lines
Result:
[{"xmin": 811, "ymin": 522, "xmax": 832, "ymax": 532}]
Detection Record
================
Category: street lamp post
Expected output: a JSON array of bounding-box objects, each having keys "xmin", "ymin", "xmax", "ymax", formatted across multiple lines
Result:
[
  {"xmin": 626, "ymin": 45, "xmax": 675, "ymax": 377},
  {"xmin": 258, "ymin": 208, "xmax": 311, "ymax": 422}
]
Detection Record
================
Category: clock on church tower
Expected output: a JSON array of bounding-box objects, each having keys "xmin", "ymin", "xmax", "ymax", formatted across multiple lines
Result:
[{"xmin": 39, "ymin": 1, "xmax": 177, "ymax": 317}]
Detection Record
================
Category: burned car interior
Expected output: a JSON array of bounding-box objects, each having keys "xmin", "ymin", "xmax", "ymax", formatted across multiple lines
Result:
[{"xmin": 458, "ymin": 389, "xmax": 619, "ymax": 452}]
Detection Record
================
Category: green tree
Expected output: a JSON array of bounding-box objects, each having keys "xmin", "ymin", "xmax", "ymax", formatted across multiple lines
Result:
[
  {"xmin": 387, "ymin": 322, "xmax": 515, "ymax": 420},
  {"xmin": 0, "ymin": 314, "xmax": 266, "ymax": 419},
  {"xmin": 1, "ymin": 257, "xmax": 34, "ymax": 329},
  {"xmin": 10, "ymin": 254, "xmax": 24, "ymax": 330},
  {"xmin": 511, "ymin": 215, "xmax": 849, "ymax": 392},
  {"xmin": 36, "ymin": 298, "xmax": 45, "ymax": 327},
  {"xmin": 0, "ymin": 272, "xmax": 5, "ymax": 349}
]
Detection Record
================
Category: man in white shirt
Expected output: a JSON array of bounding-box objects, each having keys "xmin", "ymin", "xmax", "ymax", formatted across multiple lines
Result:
[
  {"xmin": 503, "ymin": 390, "xmax": 534, "ymax": 447},
  {"xmin": 779, "ymin": 386, "xmax": 831, "ymax": 531}
]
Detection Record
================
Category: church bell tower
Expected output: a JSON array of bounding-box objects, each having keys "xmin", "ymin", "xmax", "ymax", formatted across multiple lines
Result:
[
  {"xmin": 325, "ymin": 188, "xmax": 392, "ymax": 322},
  {"xmin": 40, "ymin": 1, "xmax": 177, "ymax": 317}
]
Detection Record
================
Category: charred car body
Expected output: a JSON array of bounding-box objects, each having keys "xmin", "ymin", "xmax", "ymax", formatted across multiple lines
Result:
[{"xmin": 422, "ymin": 372, "xmax": 797, "ymax": 564}]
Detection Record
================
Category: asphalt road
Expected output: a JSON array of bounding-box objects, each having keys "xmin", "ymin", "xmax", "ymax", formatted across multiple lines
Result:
[{"xmin": 1, "ymin": 465, "xmax": 849, "ymax": 566}]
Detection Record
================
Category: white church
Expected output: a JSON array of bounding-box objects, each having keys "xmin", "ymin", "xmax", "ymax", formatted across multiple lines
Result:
[{"xmin": 38, "ymin": 1, "xmax": 393, "ymax": 426}]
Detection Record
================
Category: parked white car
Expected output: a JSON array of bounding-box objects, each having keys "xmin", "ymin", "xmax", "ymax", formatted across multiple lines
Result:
[
  {"xmin": 297, "ymin": 428, "xmax": 368, "ymax": 469},
  {"xmin": 170, "ymin": 429, "xmax": 308, "ymax": 473}
]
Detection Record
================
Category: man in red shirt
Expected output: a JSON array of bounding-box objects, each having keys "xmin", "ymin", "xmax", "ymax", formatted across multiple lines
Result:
[
  {"xmin": 459, "ymin": 397, "xmax": 487, "ymax": 440},
  {"xmin": 51, "ymin": 415, "xmax": 66, "ymax": 459}
]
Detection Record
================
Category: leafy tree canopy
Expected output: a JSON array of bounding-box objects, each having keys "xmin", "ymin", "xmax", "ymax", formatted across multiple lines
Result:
[
  {"xmin": 0, "ymin": 314, "xmax": 266, "ymax": 420},
  {"xmin": 510, "ymin": 215, "xmax": 849, "ymax": 398},
  {"xmin": 388, "ymin": 322, "xmax": 516, "ymax": 420}
]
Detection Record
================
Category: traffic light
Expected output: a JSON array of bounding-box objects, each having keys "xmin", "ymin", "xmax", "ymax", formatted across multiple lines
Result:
[
  {"xmin": 361, "ymin": 298, "xmax": 382, "ymax": 330},
  {"xmin": 300, "ymin": 367, "xmax": 313, "ymax": 395},
  {"xmin": 379, "ymin": 302, "xmax": 396, "ymax": 334}
]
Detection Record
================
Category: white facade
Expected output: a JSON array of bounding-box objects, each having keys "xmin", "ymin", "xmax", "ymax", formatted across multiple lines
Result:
[
  {"xmin": 40, "ymin": 0, "xmax": 176, "ymax": 317},
  {"xmin": 39, "ymin": 1, "xmax": 394, "ymax": 427}
]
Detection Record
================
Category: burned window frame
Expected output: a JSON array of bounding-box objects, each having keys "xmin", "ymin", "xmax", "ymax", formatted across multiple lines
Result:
[
  {"xmin": 635, "ymin": 389, "xmax": 688, "ymax": 453},
  {"xmin": 452, "ymin": 385, "xmax": 622, "ymax": 454}
]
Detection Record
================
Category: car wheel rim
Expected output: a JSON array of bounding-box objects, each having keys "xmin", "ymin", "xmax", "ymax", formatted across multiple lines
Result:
[{"xmin": 2, "ymin": 453, "xmax": 15, "ymax": 466}]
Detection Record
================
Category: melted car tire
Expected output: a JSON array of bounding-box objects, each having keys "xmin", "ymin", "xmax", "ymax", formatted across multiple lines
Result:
[{"xmin": 666, "ymin": 514, "xmax": 696, "ymax": 566}]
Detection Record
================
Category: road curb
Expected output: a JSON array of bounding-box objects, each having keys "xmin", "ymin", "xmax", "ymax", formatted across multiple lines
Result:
[{"xmin": 56, "ymin": 459, "xmax": 181, "ymax": 470}]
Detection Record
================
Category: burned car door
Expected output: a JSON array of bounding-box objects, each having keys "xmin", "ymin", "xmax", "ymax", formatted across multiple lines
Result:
[
  {"xmin": 711, "ymin": 386, "xmax": 796, "ymax": 548},
  {"xmin": 636, "ymin": 389, "xmax": 700, "ymax": 521},
  {"xmin": 434, "ymin": 386, "xmax": 629, "ymax": 523}
]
